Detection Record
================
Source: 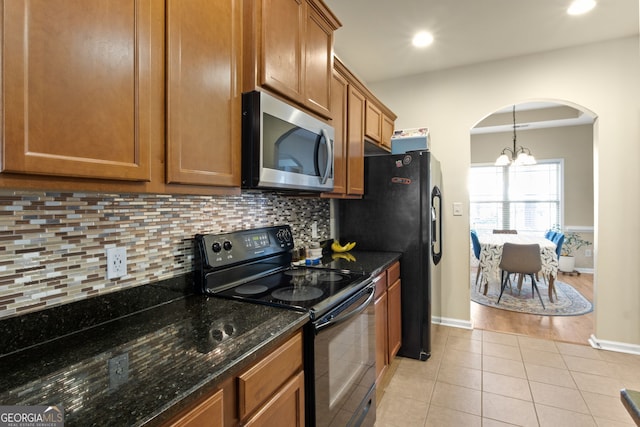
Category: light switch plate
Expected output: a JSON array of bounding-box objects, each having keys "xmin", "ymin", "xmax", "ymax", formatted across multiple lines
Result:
[{"xmin": 453, "ymin": 202, "xmax": 463, "ymax": 216}]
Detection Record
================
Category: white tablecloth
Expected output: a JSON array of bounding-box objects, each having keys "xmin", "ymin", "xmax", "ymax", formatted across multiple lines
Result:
[{"xmin": 478, "ymin": 234, "xmax": 558, "ymax": 289}]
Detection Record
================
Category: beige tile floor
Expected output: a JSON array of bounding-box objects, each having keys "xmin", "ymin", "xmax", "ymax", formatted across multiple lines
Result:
[{"xmin": 375, "ymin": 325, "xmax": 640, "ymax": 426}]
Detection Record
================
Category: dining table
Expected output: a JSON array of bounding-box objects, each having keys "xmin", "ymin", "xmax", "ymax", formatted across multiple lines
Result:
[{"xmin": 477, "ymin": 233, "xmax": 559, "ymax": 302}]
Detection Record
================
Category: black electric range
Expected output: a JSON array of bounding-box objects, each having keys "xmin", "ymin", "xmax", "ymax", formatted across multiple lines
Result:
[
  {"xmin": 194, "ymin": 225, "xmax": 370, "ymax": 320},
  {"xmin": 194, "ymin": 225, "xmax": 377, "ymax": 427}
]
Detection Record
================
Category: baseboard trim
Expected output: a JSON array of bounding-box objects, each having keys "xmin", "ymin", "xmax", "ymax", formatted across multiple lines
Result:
[
  {"xmin": 589, "ymin": 334, "xmax": 640, "ymax": 355},
  {"xmin": 432, "ymin": 316, "xmax": 473, "ymax": 330}
]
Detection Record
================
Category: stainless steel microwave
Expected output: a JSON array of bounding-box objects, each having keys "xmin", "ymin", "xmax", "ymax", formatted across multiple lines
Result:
[{"xmin": 241, "ymin": 91, "xmax": 335, "ymax": 192}]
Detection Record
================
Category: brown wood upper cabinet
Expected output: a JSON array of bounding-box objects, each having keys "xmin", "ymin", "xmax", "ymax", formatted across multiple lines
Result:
[
  {"xmin": 365, "ymin": 99, "xmax": 395, "ymax": 151},
  {"xmin": 166, "ymin": 0, "xmax": 242, "ymax": 187},
  {"xmin": 1, "ymin": 0, "xmax": 243, "ymax": 194},
  {"xmin": 322, "ymin": 63, "xmax": 364, "ymax": 199},
  {"xmin": 243, "ymin": 0, "xmax": 341, "ymax": 119},
  {"xmin": 2, "ymin": 0, "xmax": 163, "ymax": 181},
  {"xmin": 324, "ymin": 58, "xmax": 397, "ymax": 199},
  {"xmin": 325, "ymin": 71, "xmax": 348, "ymax": 196}
]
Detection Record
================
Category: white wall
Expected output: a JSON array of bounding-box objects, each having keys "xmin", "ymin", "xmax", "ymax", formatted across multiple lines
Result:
[{"xmin": 368, "ymin": 36, "xmax": 640, "ymax": 347}]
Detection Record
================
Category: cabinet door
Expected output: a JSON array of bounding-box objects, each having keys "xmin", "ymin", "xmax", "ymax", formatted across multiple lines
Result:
[
  {"xmin": 238, "ymin": 332, "xmax": 303, "ymax": 419},
  {"xmin": 375, "ymin": 292, "xmax": 388, "ymax": 384},
  {"xmin": 244, "ymin": 371, "xmax": 305, "ymax": 427},
  {"xmin": 387, "ymin": 278, "xmax": 402, "ymax": 360},
  {"xmin": 166, "ymin": 0, "xmax": 241, "ymax": 186},
  {"xmin": 346, "ymin": 86, "xmax": 365, "ymax": 195},
  {"xmin": 2, "ymin": 0, "xmax": 162, "ymax": 181},
  {"xmin": 323, "ymin": 71, "xmax": 347, "ymax": 196},
  {"xmin": 169, "ymin": 388, "xmax": 224, "ymax": 427},
  {"xmin": 381, "ymin": 114, "xmax": 395, "ymax": 150},
  {"xmin": 259, "ymin": 0, "xmax": 304, "ymax": 102},
  {"xmin": 365, "ymin": 101, "xmax": 382, "ymax": 143},
  {"xmin": 303, "ymin": 4, "xmax": 333, "ymax": 117}
]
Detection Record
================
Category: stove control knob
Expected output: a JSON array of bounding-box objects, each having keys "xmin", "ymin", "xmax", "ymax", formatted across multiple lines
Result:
[
  {"xmin": 277, "ymin": 228, "xmax": 292, "ymax": 243},
  {"xmin": 212, "ymin": 242, "xmax": 222, "ymax": 253},
  {"xmin": 223, "ymin": 240, "xmax": 233, "ymax": 251}
]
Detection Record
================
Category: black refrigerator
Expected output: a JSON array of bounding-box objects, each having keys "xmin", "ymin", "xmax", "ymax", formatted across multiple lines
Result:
[{"xmin": 339, "ymin": 150, "xmax": 442, "ymax": 361}]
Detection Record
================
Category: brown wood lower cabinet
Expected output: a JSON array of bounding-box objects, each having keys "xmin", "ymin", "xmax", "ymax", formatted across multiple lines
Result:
[
  {"xmin": 169, "ymin": 388, "xmax": 224, "ymax": 427},
  {"xmin": 166, "ymin": 330, "xmax": 303, "ymax": 427},
  {"xmin": 243, "ymin": 371, "xmax": 304, "ymax": 427},
  {"xmin": 374, "ymin": 261, "xmax": 402, "ymax": 385}
]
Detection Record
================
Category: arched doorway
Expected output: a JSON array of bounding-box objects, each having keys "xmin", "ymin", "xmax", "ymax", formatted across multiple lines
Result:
[{"xmin": 468, "ymin": 100, "xmax": 597, "ymax": 344}]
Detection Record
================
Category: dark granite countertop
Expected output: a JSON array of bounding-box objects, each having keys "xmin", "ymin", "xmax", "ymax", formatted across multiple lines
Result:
[
  {"xmin": 0, "ymin": 275, "xmax": 308, "ymax": 426},
  {"xmin": 306, "ymin": 250, "xmax": 402, "ymax": 277},
  {"xmin": 621, "ymin": 389, "xmax": 640, "ymax": 426},
  {"xmin": 0, "ymin": 252, "xmax": 398, "ymax": 426}
]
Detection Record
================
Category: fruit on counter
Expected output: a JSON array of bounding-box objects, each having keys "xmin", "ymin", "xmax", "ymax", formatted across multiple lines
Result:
[
  {"xmin": 331, "ymin": 240, "xmax": 356, "ymax": 253},
  {"xmin": 332, "ymin": 252, "xmax": 356, "ymax": 262}
]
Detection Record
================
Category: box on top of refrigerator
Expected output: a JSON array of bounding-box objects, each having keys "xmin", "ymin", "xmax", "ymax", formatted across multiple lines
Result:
[{"xmin": 391, "ymin": 127, "xmax": 429, "ymax": 154}]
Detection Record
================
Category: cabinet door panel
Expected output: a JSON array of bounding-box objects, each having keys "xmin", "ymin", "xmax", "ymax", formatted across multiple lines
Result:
[
  {"xmin": 166, "ymin": 0, "xmax": 241, "ymax": 186},
  {"xmin": 382, "ymin": 114, "xmax": 394, "ymax": 150},
  {"xmin": 3, "ymin": 0, "xmax": 161, "ymax": 181},
  {"xmin": 388, "ymin": 279, "xmax": 402, "ymax": 360},
  {"xmin": 304, "ymin": 5, "xmax": 332, "ymax": 117},
  {"xmin": 260, "ymin": 0, "xmax": 304, "ymax": 100},
  {"xmin": 375, "ymin": 293, "xmax": 388, "ymax": 383},
  {"xmin": 346, "ymin": 86, "xmax": 365, "ymax": 195},
  {"xmin": 238, "ymin": 332, "xmax": 303, "ymax": 419},
  {"xmin": 244, "ymin": 371, "xmax": 304, "ymax": 427},
  {"xmin": 170, "ymin": 388, "xmax": 224, "ymax": 427},
  {"xmin": 323, "ymin": 71, "xmax": 347, "ymax": 196},
  {"xmin": 365, "ymin": 101, "xmax": 382, "ymax": 143}
]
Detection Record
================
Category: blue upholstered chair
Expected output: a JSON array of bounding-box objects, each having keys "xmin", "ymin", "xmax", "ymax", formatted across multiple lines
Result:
[
  {"xmin": 470, "ymin": 230, "xmax": 483, "ymax": 288},
  {"xmin": 553, "ymin": 233, "xmax": 565, "ymax": 259}
]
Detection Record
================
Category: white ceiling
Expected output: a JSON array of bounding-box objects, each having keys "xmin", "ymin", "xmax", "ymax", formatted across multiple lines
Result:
[
  {"xmin": 325, "ymin": 0, "xmax": 639, "ymax": 84},
  {"xmin": 324, "ymin": 0, "xmax": 639, "ymax": 130}
]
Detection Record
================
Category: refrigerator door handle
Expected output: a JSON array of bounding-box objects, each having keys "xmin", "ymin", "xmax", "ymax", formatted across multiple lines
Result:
[{"xmin": 431, "ymin": 185, "xmax": 443, "ymax": 265}]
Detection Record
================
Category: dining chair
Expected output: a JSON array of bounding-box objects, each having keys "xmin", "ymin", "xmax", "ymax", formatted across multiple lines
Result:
[
  {"xmin": 470, "ymin": 230, "xmax": 483, "ymax": 288},
  {"xmin": 493, "ymin": 229, "xmax": 518, "ymax": 234},
  {"xmin": 497, "ymin": 243, "xmax": 545, "ymax": 309},
  {"xmin": 553, "ymin": 233, "xmax": 565, "ymax": 259}
]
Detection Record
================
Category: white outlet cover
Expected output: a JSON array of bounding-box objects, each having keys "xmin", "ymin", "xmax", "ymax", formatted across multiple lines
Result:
[{"xmin": 106, "ymin": 247, "xmax": 127, "ymax": 279}]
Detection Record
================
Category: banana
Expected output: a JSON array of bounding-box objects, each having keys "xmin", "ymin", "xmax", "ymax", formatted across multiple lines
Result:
[
  {"xmin": 332, "ymin": 252, "xmax": 356, "ymax": 262},
  {"xmin": 331, "ymin": 240, "xmax": 357, "ymax": 253}
]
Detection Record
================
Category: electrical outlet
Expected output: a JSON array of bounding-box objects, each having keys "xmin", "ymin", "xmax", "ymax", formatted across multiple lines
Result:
[
  {"xmin": 106, "ymin": 247, "xmax": 127, "ymax": 279},
  {"xmin": 311, "ymin": 221, "xmax": 318, "ymax": 238},
  {"xmin": 585, "ymin": 249, "xmax": 592, "ymax": 257},
  {"xmin": 108, "ymin": 353, "xmax": 129, "ymax": 390}
]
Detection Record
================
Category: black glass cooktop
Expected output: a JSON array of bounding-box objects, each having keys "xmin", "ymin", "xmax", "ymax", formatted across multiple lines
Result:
[{"xmin": 210, "ymin": 267, "xmax": 368, "ymax": 319}]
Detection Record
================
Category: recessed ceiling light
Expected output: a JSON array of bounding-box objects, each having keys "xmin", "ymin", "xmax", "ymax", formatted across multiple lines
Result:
[
  {"xmin": 567, "ymin": 0, "xmax": 596, "ymax": 15},
  {"xmin": 412, "ymin": 31, "xmax": 434, "ymax": 48}
]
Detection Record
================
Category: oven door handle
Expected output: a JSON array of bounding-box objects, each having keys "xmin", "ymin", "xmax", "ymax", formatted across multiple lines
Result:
[{"xmin": 314, "ymin": 284, "xmax": 375, "ymax": 332}]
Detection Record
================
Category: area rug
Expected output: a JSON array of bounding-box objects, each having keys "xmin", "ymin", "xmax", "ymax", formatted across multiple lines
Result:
[{"xmin": 470, "ymin": 276, "xmax": 593, "ymax": 316}]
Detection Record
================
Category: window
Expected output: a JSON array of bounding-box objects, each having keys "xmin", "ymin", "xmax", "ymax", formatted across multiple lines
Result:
[{"xmin": 470, "ymin": 160, "xmax": 563, "ymax": 234}]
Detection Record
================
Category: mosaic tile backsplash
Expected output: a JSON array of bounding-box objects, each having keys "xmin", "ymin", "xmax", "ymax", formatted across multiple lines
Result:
[{"xmin": 0, "ymin": 190, "xmax": 330, "ymax": 319}]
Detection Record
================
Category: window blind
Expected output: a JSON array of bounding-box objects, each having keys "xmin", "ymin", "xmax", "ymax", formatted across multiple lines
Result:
[{"xmin": 470, "ymin": 160, "xmax": 562, "ymax": 234}]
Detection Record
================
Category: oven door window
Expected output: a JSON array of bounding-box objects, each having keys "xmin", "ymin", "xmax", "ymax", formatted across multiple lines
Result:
[{"xmin": 313, "ymin": 289, "xmax": 375, "ymax": 426}]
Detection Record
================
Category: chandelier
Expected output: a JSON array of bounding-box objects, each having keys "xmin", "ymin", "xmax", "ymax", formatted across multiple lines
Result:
[{"xmin": 495, "ymin": 105, "xmax": 536, "ymax": 166}]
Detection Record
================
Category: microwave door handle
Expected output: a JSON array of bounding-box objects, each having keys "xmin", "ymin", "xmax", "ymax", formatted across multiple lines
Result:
[{"xmin": 319, "ymin": 128, "xmax": 333, "ymax": 184}]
